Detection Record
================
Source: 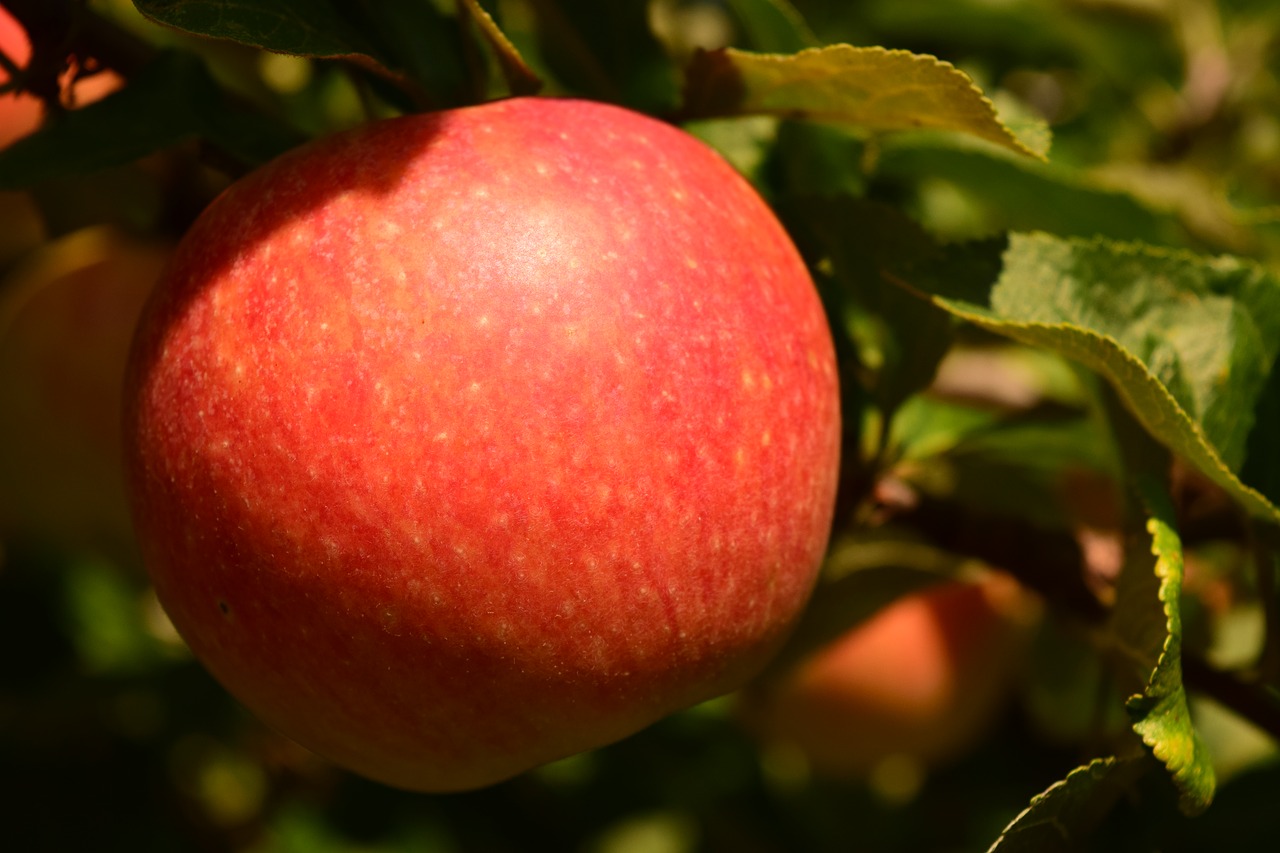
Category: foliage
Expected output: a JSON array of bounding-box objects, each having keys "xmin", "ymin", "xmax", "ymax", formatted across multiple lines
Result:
[{"xmin": 2, "ymin": 0, "xmax": 1279, "ymax": 849}]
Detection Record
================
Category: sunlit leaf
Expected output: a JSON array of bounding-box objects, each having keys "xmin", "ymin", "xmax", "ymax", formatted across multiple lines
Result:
[
  {"xmin": 1117, "ymin": 474, "xmax": 1216, "ymax": 815},
  {"xmin": 681, "ymin": 45, "xmax": 1041, "ymax": 158}
]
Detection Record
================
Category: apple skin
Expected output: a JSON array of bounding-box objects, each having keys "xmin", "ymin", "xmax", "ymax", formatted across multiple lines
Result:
[
  {"xmin": 124, "ymin": 97, "xmax": 841, "ymax": 791},
  {"xmin": 742, "ymin": 574, "xmax": 1034, "ymax": 779},
  {"xmin": 0, "ymin": 228, "xmax": 170, "ymax": 550}
]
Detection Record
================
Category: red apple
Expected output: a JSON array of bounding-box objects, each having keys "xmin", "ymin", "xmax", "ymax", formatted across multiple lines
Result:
[
  {"xmin": 0, "ymin": 227, "xmax": 170, "ymax": 550},
  {"xmin": 742, "ymin": 573, "xmax": 1035, "ymax": 780},
  {"xmin": 124, "ymin": 97, "xmax": 841, "ymax": 791},
  {"xmin": 0, "ymin": 8, "xmax": 44, "ymax": 147},
  {"xmin": 0, "ymin": 5, "xmax": 122, "ymax": 148}
]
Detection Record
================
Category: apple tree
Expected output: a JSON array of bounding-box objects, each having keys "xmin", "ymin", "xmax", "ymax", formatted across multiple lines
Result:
[{"xmin": 2, "ymin": 0, "xmax": 1279, "ymax": 850}]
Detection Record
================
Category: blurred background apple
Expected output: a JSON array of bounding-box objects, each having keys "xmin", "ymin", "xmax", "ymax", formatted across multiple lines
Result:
[
  {"xmin": 742, "ymin": 571, "xmax": 1038, "ymax": 796},
  {"xmin": 0, "ymin": 226, "xmax": 170, "ymax": 553}
]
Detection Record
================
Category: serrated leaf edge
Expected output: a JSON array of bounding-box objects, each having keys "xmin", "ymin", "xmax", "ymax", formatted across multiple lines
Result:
[
  {"xmin": 986, "ymin": 757, "xmax": 1123, "ymax": 852},
  {"xmin": 1126, "ymin": 484, "xmax": 1216, "ymax": 814},
  {"xmin": 915, "ymin": 289, "xmax": 1280, "ymax": 528},
  {"xmin": 700, "ymin": 45, "xmax": 1043, "ymax": 160}
]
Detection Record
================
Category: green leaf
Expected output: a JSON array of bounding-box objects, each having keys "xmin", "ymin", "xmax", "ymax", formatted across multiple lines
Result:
[
  {"xmin": 133, "ymin": 0, "xmax": 385, "ymax": 61},
  {"xmin": 987, "ymin": 757, "xmax": 1147, "ymax": 852},
  {"xmin": 0, "ymin": 51, "xmax": 302, "ymax": 189},
  {"xmin": 680, "ymin": 45, "xmax": 1041, "ymax": 159},
  {"xmin": 874, "ymin": 134, "xmax": 1183, "ymax": 245},
  {"xmin": 905, "ymin": 232, "xmax": 1280, "ymax": 526},
  {"xmin": 1115, "ymin": 473, "xmax": 1216, "ymax": 815},
  {"xmin": 134, "ymin": 0, "xmax": 473, "ymax": 104},
  {"xmin": 722, "ymin": 0, "xmax": 819, "ymax": 54},
  {"xmin": 989, "ymin": 236, "xmax": 1280, "ymax": 473}
]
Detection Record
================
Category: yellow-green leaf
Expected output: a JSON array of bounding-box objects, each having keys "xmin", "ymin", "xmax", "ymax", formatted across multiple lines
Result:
[
  {"xmin": 1120, "ymin": 476, "xmax": 1215, "ymax": 815},
  {"xmin": 681, "ymin": 45, "xmax": 1041, "ymax": 159}
]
